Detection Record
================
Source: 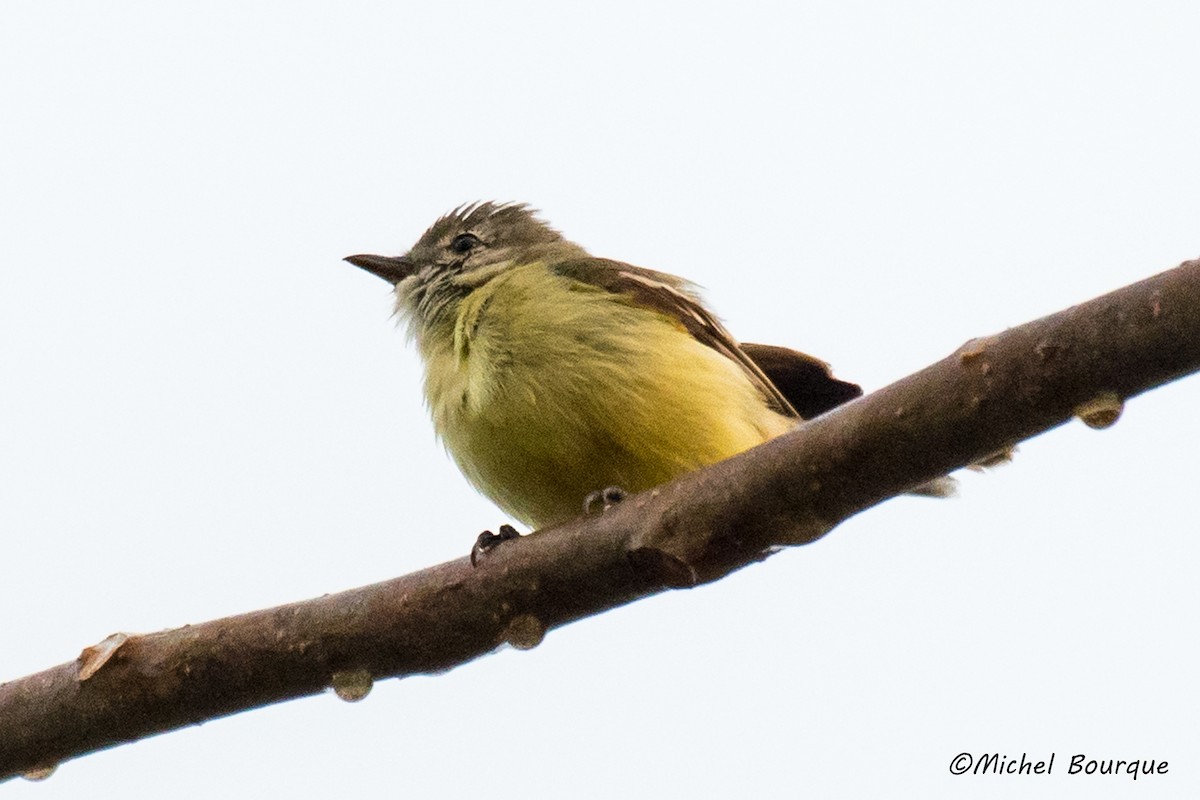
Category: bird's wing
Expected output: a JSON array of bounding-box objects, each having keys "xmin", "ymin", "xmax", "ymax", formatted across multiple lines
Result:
[
  {"xmin": 551, "ymin": 258, "xmax": 858, "ymax": 419},
  {"xmin": 739, "ymin": 343, "xmax": 862, "ymax": 419}
]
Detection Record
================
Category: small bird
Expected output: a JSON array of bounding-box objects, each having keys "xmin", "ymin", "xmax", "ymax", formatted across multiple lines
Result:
[{"xmin": 346, "ymin": 203, "xmax": 951, "ymax": 533}]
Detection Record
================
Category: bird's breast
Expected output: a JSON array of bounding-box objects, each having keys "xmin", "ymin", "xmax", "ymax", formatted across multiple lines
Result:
[{"xmin": 415, "ymin": 263, "xmax": 795, "ymax": 528}]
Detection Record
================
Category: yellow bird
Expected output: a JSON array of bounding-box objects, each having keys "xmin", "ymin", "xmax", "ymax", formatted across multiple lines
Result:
[{"xmin": 347, "ymin": 203, "xmax": 950, "ymax": 535}]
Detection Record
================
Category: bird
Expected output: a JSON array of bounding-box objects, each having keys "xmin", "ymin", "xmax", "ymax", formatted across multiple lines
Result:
[{"xmin": 346, "ymin": 202, "xmax": 952, "ymax": 536}]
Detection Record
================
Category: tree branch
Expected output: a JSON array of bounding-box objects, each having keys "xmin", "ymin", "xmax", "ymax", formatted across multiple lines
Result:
[{"xmin": 3, "ymin": 259, "xmax": 1199, "ymax": 781}]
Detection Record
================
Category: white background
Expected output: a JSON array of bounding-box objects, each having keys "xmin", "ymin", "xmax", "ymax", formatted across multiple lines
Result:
[{"xmin": 2, "ymin": 2, "xmax": 1198, "ymax": 798}]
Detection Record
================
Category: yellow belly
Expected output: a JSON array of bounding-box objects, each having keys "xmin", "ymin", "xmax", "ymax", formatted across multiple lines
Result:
[{"xmin": 420, "ymin": 263, "xmax": 794, "ymax": 529}]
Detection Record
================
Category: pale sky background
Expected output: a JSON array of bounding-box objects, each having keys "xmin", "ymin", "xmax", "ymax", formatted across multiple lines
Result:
[{"xmin": 2, "ymin": 2, "xmax": 1198, "ymax": 798}]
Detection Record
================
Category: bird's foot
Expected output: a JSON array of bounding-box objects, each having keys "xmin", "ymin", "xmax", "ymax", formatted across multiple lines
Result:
[
  {"xmin": 583, "ymin": 486, "xmax": 627, "ymax": 516},
  {"xmin": 471, "ymin": 524, "xmax": 521, "ymax": 567}
]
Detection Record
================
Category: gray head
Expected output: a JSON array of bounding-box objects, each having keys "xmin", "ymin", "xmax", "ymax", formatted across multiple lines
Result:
[{"xmin": 345, "ymin": 202, "xmax": 580, "ymax": 286}]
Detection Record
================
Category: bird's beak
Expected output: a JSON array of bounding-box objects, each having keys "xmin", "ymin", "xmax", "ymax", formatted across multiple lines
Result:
[{"xmin": 343, "ymin": 253, "xmax": 416, "ymax": 284}]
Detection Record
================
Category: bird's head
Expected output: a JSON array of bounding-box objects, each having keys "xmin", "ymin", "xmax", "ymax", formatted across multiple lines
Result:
[{"xmin": 345, "ymin": 202, "xmax": 572, "ymax": 287}]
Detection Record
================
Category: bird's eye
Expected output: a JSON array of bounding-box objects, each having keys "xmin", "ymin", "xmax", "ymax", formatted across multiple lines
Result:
[{"xmin": 449, "ymin": 233, "xmax": 482, "ymax": 255}]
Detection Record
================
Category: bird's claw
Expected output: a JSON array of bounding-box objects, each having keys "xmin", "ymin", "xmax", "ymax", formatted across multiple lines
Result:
[
  {"xmin": 471, "ymin": 524, "xmax": 520, "ymax": 567},
  {"xmin": 583, "ymin": 486, "xmax": 627, "ymax": 516}
]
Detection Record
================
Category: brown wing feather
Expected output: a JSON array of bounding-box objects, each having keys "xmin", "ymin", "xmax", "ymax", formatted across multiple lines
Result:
[
  {"xmin": 740, "ymin": 343, "xmax": 862, "ymax": 419},
  {"xmin": 551, "ymin": 258, "xmax": 852, "ymax": 419}
]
